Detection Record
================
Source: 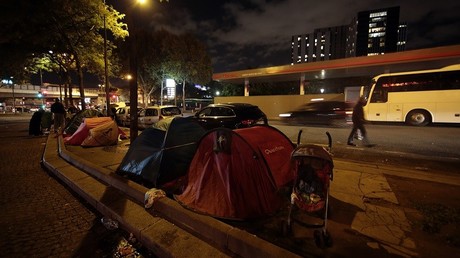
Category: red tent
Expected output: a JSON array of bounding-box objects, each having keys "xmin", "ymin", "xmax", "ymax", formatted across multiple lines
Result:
[{"xmin": 175, "ymin": 126, "xmax": 295, "ymax": 220}]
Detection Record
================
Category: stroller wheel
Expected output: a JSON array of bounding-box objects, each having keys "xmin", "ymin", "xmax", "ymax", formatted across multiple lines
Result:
[
  {"xmin": 323, "ymin": 230, "xmax": 333, "ymax": 247},
  {"xmin": 314, "ymin": 229, "xmax": 332, "ymax": 249},
  {"xmin": 314, "ymin": 230, "xmax": 325, "ymax": 249}
]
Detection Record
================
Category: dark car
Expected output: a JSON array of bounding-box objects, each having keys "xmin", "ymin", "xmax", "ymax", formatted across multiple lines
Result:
[
  {"xmin": 193, "ymin": 103, "xmax": 268, "ymax": 130},
  {"xmin": 279, "ymin": 101, "xmax": 353, "ymax": 126}
]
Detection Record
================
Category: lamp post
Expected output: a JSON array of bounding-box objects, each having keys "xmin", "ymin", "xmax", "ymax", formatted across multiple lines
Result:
[
  {"xmin": 127, "ymin": 0, "xmax": 166, "ymax": 143},
  {"xmin": 10, "ymin": 77, "xmax": 15, "ymax": 113},
  {"xmin": 127, "ymin": 4, "xmax": 139, "ymax": 143},
  {"xmin": 103, "ymin": 0, "xmax": 110, "ymax": 117}
]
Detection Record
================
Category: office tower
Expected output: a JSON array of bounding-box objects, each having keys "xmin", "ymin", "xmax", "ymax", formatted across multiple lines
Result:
[
  {"xmin": 353, "ymin": 6, "xmax": 402, "ymax": 56},
  {"xmin": 293, "ymin": 6, "xmax": 407, "ymax": 64},
  {"xmin": 291, "ymin": 26, "xmax": 347, "ymax": 64}
]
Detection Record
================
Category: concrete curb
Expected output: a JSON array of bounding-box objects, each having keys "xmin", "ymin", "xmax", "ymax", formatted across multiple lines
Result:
[{"xmin": 42, "ymin": 134, "xmax": 301, "ymax": 258}]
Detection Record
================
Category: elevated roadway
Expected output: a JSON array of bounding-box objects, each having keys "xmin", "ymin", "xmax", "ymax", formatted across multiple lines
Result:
[{"xmin": 213, "ymin": 44, "xmax": 460, "ymax": 95}]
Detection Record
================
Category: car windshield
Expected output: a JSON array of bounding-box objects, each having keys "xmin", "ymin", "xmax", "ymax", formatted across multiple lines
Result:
[{"xmin": 161, "ymin": 107, "xmax": 181, "ymax": 116}]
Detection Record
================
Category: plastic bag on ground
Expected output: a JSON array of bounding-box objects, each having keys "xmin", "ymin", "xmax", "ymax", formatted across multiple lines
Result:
[
  {"xmin": 101, "ymin": 217, "xmax": 119, "ymax": 230},
  {"xmin": 144, "ymin": 188, "xmax": 166, "ymax": 209}
]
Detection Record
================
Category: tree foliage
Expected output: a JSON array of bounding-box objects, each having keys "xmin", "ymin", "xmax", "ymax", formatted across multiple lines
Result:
[
  {"xmin": 1, "ymin": 0, "xmax": 212, "ymax": 111},
  {"xmin": 0, "ymin": 0, "xmax": 128, "ymax": 109},
  {"xmin": 132, "ymin": 29, "xmax": 212, "ymax": 106}
]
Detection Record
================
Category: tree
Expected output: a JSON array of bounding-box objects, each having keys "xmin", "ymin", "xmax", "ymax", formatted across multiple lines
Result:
[
  {"xmin": 46, "ymin": 0, "xmax": 128, "ymax": 110},
  {"xmin": 174, "ymin": 33, "xmax": 213, "ymax": 110},
  {"xmin": 133, "ymin": 30, "xmax": 212, "ymax": 108},
  {"xmin": 0, "ymin": 0, "xmax": 128, "ymax": 110}
]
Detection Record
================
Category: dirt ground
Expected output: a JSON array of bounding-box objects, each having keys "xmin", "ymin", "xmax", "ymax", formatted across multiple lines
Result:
[{"xmin": 386, "ymin": 175, "xmax": 460, "ymax": 258}]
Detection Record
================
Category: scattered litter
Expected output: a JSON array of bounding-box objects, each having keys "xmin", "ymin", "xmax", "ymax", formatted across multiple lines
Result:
[
  {"xmin": 144, "ymin": 188, "xmax": 166, "ymax": 209},
  {"xmin": 114, "ymin": 237, "xmax": 142, "ymax": 258},
  {"xmin": 101, "ymin": 217, "xmax": 119, "ymax": 230}
]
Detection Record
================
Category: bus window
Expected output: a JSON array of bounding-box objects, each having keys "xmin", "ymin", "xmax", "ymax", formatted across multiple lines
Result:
[
  {"xmin": 385, "ymin": 73, "xmax": 437, "ymax": 92},
  {"xmin": 439, "ymin": 71, "xmax": 460, "ymax": 90},
  {"xmin": 370, "ymin": 80, "xmax": 388, "ymax": 103},
  {"xmin": 370, "ymin": 89, "xmax": 387, "ymax": 103}
]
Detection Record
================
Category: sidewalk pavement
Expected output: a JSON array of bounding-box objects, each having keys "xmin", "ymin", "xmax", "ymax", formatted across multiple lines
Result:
[{"xmin": 41, "ymin": 132, "xmax": 460, "ymax": 257}]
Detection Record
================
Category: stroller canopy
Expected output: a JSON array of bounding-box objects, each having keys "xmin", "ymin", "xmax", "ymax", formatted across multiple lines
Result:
[
  {"xmin": 117, "ymin": 117, "xmax": 206, "ymax": 191},
  {"xmin": 175, "ymin": 125, "xmax": 295, "ymax": 220}
]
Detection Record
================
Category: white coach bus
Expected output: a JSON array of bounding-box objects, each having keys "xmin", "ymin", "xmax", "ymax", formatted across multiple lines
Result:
[{"xmin": 362, "ymin": 65, "xmax": 460, "ymax": 126}]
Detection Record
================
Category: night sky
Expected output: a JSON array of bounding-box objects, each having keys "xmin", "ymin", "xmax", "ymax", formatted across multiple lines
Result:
[
  {"xmin": 115, "ymin": 0, "xmax": 460, "ymax": 73},
  {"xmin": 36, "ymin": 0, "xmax": 460, "ymax": 86}
]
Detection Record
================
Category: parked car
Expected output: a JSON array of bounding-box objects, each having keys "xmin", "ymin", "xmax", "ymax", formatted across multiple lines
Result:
[
  {"xmin": 193, "ymin": 103, "xmax": 268, "ymax": 130},
  {"xmin": 115, "ymin": 106, "xmax": 143, "ymax": 127},
  {"xmin": 13, "ymin": 107, "xmax": 30, "ymax": 113},
  {"xmin": 278, "ymin": 101, "xmax": 353, "ymax": 126},
  {"xmin": 115, "ymin": 106, "xmax": 132, "ymax": 127},
  {"xmin": 137, "ymin": 105, "xmax": 182, "ymax": 129}
]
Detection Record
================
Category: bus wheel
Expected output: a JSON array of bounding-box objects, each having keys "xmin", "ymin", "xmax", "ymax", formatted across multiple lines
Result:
[{"xmin": 406, "ymin": 110, "xmax": 431, "ymax": 126}]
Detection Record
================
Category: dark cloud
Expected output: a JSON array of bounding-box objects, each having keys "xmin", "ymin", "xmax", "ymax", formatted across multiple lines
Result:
[{"xmin": 118, "ymin": 0, "xmax": 460, "ymax": 73}]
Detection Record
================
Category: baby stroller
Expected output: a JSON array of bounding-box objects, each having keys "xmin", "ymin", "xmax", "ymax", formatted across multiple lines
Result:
[{"xmin": 283, "ymin": 130, "xmax": 334, "ymax": 249}]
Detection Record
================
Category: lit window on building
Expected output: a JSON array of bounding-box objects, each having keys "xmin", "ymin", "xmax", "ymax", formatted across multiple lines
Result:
[
  {"xmin": 369, "ymin": 32, "xmax": 385, "ymax": 37},
  {"xmin": 370, "ymin": 11, "xmax": 387, "ymax": 18}
]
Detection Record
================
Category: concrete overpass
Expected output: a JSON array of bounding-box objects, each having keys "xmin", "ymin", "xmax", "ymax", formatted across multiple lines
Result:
[
  {"xmin": 0, "ymin": 83, "xmax": 99, "ymax": 111},
  {"xmin": 213, "ymin": 44, "xmax": 460, "ymax": 96}
]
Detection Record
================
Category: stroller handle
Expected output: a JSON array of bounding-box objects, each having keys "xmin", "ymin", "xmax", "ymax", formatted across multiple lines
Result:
[
  {"xmin": 326, "ymin": 131, "xmax": 332, "ymax": 149},
  {"xmin": 297, "ymin": 130, "xmax": 332, "ymax": 150},
  {"xmin": 297, "ymin": 129, "xmax": 303, "ymax": 145}
]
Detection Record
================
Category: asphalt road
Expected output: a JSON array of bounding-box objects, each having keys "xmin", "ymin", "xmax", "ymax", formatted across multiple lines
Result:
[{"xmin": 270, "ymin": 121, "xmax": 460, "ymax": 175}]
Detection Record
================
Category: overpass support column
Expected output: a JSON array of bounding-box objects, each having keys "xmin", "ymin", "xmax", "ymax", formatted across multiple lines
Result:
[
  {"xmin": 300, "ymin": 73, "xmax": 305, "ymax": 95},
  {"xmin": 244, "ymin": 78, "xmax": 250, "ymax": 96}
]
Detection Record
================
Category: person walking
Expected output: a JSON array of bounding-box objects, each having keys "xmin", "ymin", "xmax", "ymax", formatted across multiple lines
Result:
[
  {"xmin": 51, "ymin": 98, "xmax": 66, "ymax": 133},
  {"xmin": 347, "ymin": 96, "xmax": 375, "ymax": 147}
]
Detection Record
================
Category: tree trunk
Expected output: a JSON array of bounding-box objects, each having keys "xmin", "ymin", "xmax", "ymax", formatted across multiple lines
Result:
[
  {"xmin": 60, "ymin": 69, "xmax": 69, "ymax": 108},
  {"xmin": 76, "ymin": 58, "xmax": 86, "ymax": 111},
  {"xmin": 182, "ymin": 81, "xmax": 186, "ymax": 112},
  {"xmin": 160, "ymin": 79, "xmax": 164, "ymax": 106},
  {"xmin": 67, "ymin": 72, "xmax": 73, "ymax": 108}
]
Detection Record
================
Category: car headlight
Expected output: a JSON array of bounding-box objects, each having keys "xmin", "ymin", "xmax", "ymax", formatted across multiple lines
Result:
[{"xmin": 279, "ymin": 113, "xmax": 292, "ymax": 118}]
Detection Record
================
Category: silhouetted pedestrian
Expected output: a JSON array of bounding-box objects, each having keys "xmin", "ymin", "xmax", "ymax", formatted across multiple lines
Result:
[
  {"xmin": 51, "ymin": 98, "xmax": 66, "ymax": 133},
  {"xmin": 347, "ymin": 97, "xmax": 375, "ymax": 147}
]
